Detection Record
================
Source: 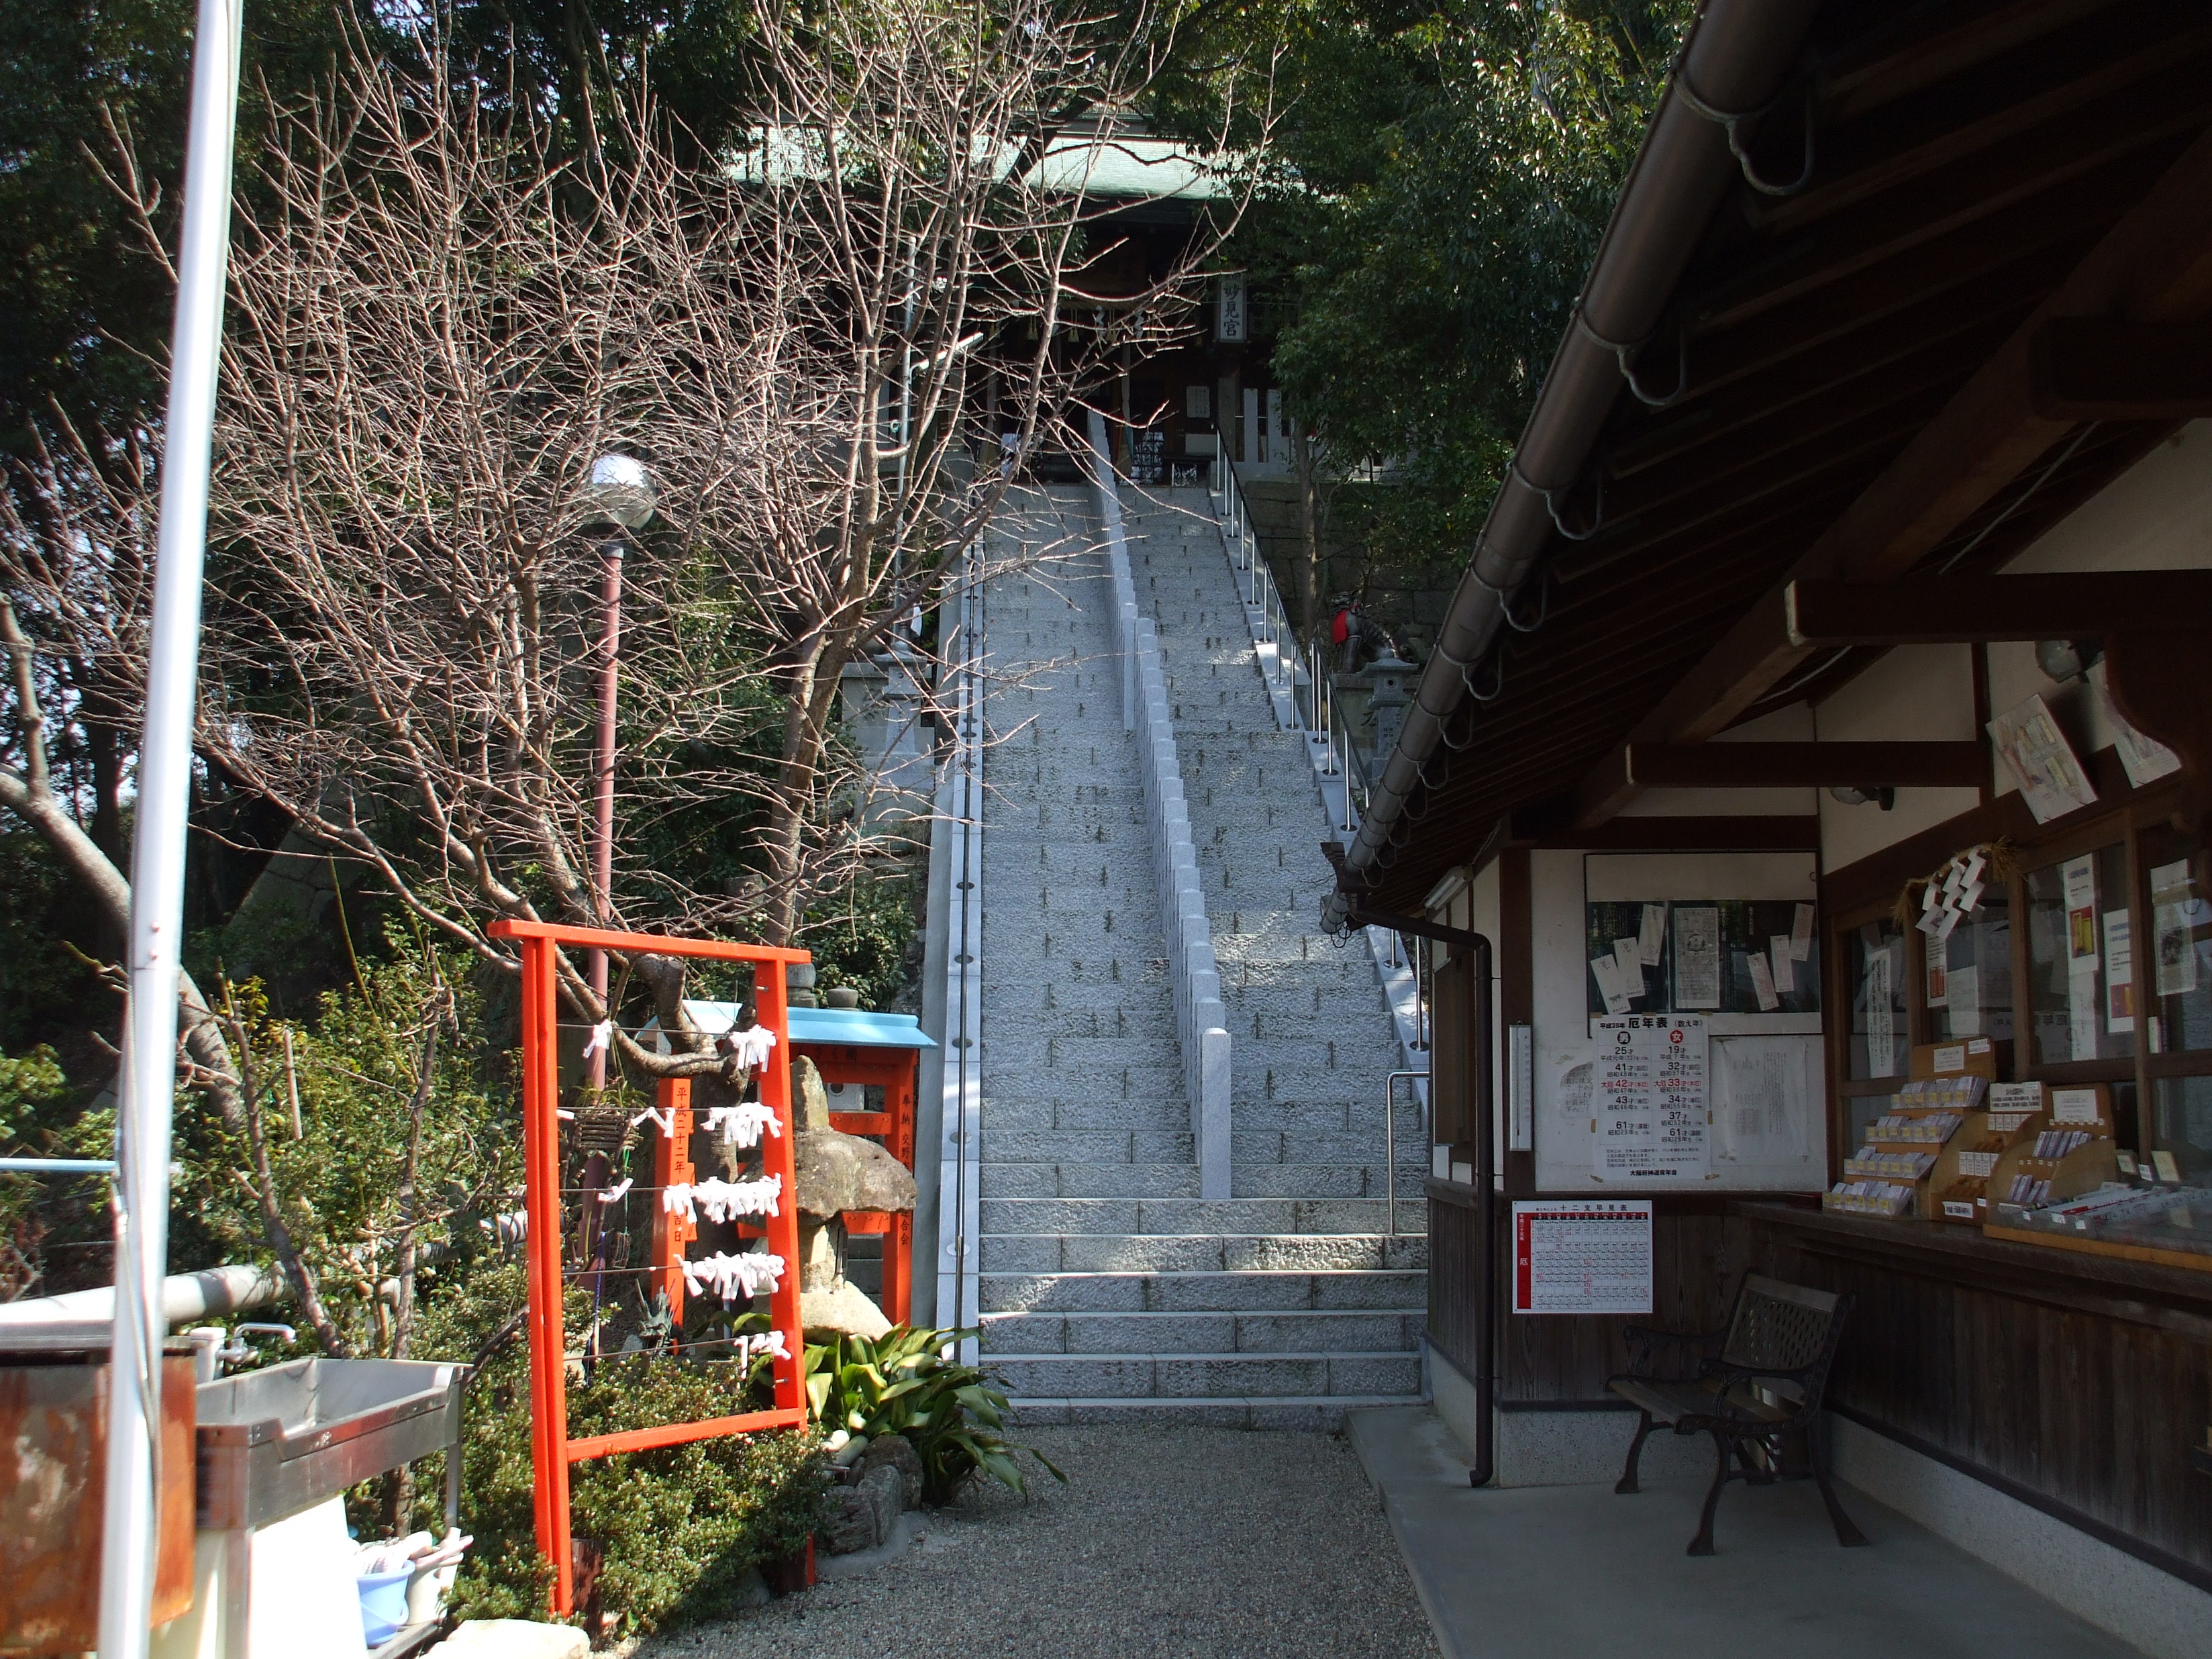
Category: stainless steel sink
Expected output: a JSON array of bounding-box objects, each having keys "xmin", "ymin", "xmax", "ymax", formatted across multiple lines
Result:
[{"xmin": 196, "ymin": 1358, "xmax": 464, "ymax": 1529}]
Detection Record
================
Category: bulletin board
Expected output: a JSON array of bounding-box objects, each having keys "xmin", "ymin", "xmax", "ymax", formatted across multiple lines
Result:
[{"xmin": 1531, "ymin": 853, "xmax": 1825, "ymax": 1194}]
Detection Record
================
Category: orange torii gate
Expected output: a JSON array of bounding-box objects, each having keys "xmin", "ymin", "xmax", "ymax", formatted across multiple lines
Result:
[{"xmin": 489, "ymin": 919, "xmax": 811, "ymax": 1619}]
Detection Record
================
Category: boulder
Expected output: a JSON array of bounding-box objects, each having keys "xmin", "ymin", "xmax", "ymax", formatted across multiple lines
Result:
[
  {"xmin": 823, "ymin": 1465, "xmax": 903, "ymax": 1554},
  {"xmin": 858, "ymin": 1431, "xmax": 924, "ymax": 1511},
  {"xmin": 802, "ymin": 1276, "xmax": 894, "ymax": 1340},
  {"xmin": 791, "ymin": 1058, "xmax": 917, "ymax": 1219}
]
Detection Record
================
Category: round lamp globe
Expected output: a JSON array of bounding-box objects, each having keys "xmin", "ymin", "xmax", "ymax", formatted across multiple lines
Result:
[{"xmin": 583, "ymin": 453, "xmax": 657, "ymax": 530}]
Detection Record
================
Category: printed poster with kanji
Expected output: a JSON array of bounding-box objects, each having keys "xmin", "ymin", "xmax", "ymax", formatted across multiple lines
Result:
[{"xmin": 1593, "ymin": 1015, "xmax": 1710, "ymax": 1183}]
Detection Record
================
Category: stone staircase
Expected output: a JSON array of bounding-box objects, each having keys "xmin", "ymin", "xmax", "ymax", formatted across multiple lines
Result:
[{"xmin": 974, "ymin": 485, "xmax": 1424, "ymax": 1428}]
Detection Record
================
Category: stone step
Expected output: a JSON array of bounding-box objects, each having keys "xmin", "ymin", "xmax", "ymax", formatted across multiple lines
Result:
[
  {"xmin": 983, "ymin": 1349, "xmax": 1420, "ymax": 1399},
  {"xmin": 975, "ymin": 1160, "xmax": 1423, "ymax": 1200},
  {"xmin": 981, "ymin": 1034, "xmax": 1186, "ymax": 1071},
  {"xmin": 979, "ymin": 1195, "xmax": 1423, "ymax": 1238},
  {"xmin": 978, "ymin": 1230, "xmax": 1427, "ymax": 1275},
  {"xmin": 1005, "ymin": 1397, "xmax": 1413, "ymax": 1430},
  {"xmin": 980, "ymin": 1308, "xmax": 1422, "ymax": 1356},
  {"xmin": 979, "ymin": 1268, "xmax": 1428, "ymax": 1314}
]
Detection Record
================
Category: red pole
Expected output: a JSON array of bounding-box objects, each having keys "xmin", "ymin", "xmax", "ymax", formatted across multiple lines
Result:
[
  {"xmin": 519, "ymin": 937, "xmax": 576, "ymax": 1615},
  {"xmin": 652, "ymin": 1076, "xmax": 695, "ymax": 1328},
  {"xmin": 589, "ymin": 539, "xmax": 623, "ymax": 1089},
  {"xmin": 752, "ymin": 966, "xmax": 805, "ymax": 1416}
]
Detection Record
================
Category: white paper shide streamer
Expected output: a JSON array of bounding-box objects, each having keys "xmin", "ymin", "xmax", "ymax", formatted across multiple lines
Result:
[
  {"xmin": 703, "ymin": 1100, "xmax": 781, "ymax": 1149},
  {"xmin": 660, "ymin": 1174, "xmax": 781, "ymax": 1223},
  {"xmin": 681, "ymin": 1249, "xmax": 786, "ymax": 1304}
]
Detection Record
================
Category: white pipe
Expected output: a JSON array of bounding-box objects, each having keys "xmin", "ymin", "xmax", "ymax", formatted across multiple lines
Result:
[
  {"xmin": 102, "ymin": 1, "xmax": 242, "ymax": 1652},
  {"xmin": 0, "ymin": 1264, "xmax": 283, "ymax": 1334}
]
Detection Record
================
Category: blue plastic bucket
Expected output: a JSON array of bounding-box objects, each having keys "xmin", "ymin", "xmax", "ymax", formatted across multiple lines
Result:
[{"xmin": 357, "ymin": 1566, "xmax": 412, "ymax": 1646}]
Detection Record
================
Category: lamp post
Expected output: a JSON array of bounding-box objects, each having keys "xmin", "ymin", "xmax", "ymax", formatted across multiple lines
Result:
[{"xmin": 579, "ymin": 454, "xmax": 655, "ymax": 1089}]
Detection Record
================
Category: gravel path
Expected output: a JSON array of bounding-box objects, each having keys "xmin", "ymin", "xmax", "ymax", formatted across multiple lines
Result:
[{"xmin": 637, "ymin": 1427, "xmax": 1439, "ymax": 1659}]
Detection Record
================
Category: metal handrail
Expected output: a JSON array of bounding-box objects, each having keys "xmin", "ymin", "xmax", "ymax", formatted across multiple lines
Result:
[{"xmin": 1384, "ymin": 1070, "xmax": 1429, "ymax": 1236}]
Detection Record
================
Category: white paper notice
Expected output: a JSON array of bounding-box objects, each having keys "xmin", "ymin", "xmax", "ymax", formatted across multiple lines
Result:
[
  {"xmin": 1769, "ymin": 936, "xmax": 1796, "ymax": 996},
  {"xmin": 1792, "ymin": 903, "xmax": 1815, "ymax": 962},
  {"xmin": 1591, "ymin": 953, "xmax": 1632, "ymax": 1016},
  {"xmin": 1866, "ymin": 946, "xmax": 1896, "ymax": 1078},
  {"xmin": 1672, "ymin": 907, "xmax": 1721, "ymax": 1010},
  {"xmin": 1639, "ymin": 904, "xmax": 1668, "ymax": 967},
  {"xmin": 2068, "ymin": 970, "xmax": 2099, "ymax": 1062},
  {"xmin": 2152, "ymin": 859, "xmax": 2199, "ymax": 999},
  {"xmin": 2052, "ymin": 1087, "xmax": 2102, "ymax": 1126},
  {"xmin": 1748, "ymin": 950, "xmax": 1780, "ymax": 1011},
  {"xmin": 2064, "ymin": 856, "xmax": 2099, "ymax": 976},
  {"xmin": 1989, "ymin": 694, "xmax": 2099, "ymax": 825},
  {"xmin": 1511, "ymin": 1199, "xmax": 1652, "ymax": 1315},
  {"xmin": 1712, "ymin": 1036, "xmax": 1813, "ymax": 1164},
  {"xmin": 1594, "ymin": 1016, "xmax": 1709, "ymax": 1183},
  {"xmin": 1614, "ymin": 937, "xmax": 1646, "ymax": 999},
  {"xmin": 1949, "ymin": 963, "xmax": 1982, "ymax": 1039},
  {"xmin": 1552, "ymin": 1048, "xmax": 1597, "ymax": 1138},
  {"xmin": 2104, "ymin": 909, "xmax": 2134, "ymax": 1036},
  {"xmin": 2099, "ymin": 677, "xmax": 2183, "ymax": 789}
]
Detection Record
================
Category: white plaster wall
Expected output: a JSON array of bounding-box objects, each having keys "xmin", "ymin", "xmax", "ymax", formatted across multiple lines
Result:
[
  {"xmin": 1811, "ymin": 642, "xmax": 1982, "ymax": 870},
  {"xmin": 1809, "ymin": 420, "xmax": 2212, "ymax": 866},
  {"xmin": 1983, "ymin": 419, "xmax": 2212, "ymax": 804}
]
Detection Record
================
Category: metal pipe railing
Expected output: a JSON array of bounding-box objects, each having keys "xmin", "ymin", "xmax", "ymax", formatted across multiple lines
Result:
[{"xmin": 1383, "ymin": 1070, "xmax": 1431, "ymax": 1236}]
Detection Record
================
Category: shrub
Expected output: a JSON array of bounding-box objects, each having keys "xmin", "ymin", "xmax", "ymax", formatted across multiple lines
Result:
[
  {"xmin": 411, "ymin": 1266, "xmax": 832, "ymax": 1637},
  {"xmin": 806, "ymin": 1325, "xmax": 1062, "ymax": 1504}
]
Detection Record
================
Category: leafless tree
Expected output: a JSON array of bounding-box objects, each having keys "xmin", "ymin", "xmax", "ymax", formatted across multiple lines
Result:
[{"xmin": 3, "ymin": 2, "xmax": 1260, "ymax": 1085}]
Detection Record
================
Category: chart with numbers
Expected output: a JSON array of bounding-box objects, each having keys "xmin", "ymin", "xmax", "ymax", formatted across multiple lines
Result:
[
  {"xmin": 1594, "ymin": 1015, "xmax": 1710, "ymax": 1183},
  {"xmin": 1511, "ymin": 1199, "xmax": 1654, "ymax": 1315}
]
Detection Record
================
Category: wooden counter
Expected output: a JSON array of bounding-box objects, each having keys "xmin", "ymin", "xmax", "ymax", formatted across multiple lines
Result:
[{"xmin": 1737, "ymin": 1200, "xmax": 2212, "ymax": 1589}]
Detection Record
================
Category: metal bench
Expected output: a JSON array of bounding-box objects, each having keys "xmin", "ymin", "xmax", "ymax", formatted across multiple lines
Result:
[{"xmin": 1606, "ymin": 1274, "xmax": 1868, "ymax": 1556}]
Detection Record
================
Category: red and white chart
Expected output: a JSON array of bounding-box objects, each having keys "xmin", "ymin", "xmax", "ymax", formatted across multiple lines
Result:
[
  {"xmin": 1593, "ymin": 1015, "xmax": 1709, "ymax": 1183},
  {"xmin": 1511, "ymin": 1199, "xmax": 1654, "ymax": 1315}
]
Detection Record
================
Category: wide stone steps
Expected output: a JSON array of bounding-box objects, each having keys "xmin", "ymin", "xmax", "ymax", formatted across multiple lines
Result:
[
  {"xmin": 981, "ymin": 1308, "xmax": 1423, "ymax": 1354},
  {"xmin": 972, "ymin": 488, "xmax": 1418, "ymax": 1428},
  {"xmin": 981, "ymin": 1268, "xmax": 1427, "ymax": 1313},
  {"xmin": 979, "ymin": 1196, "xmax": 1421, "ymax": 1238},
  {"xmin": 978, "ymin": 1162, "xmax": 1418, "ymax": 1201},
  {"xmin": 979, "ymin": 1231, "xmax": 1427, "ymax": 1275},
  {"xmin": 986, "ymin": 1349, "xmax": 1420, "ymax": 1400}
]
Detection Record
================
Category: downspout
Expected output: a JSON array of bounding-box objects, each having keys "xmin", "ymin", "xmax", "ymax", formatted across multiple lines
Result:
[
  {"xmin": 1322, "ymin": 0, "xmax": 1822, "ymax": 929},
  {"xmin": 1338, "ymin": 895, "xmax": 1497, "ymax": 1484}
]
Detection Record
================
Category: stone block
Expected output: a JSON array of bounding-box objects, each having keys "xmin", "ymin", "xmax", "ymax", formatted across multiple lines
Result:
[
  {"xmin": 434, "ymin": 1622, "xmax": 591, "ymax": 1659},
  {"xmin": 1144, "ymin": 1270, "xmax": 1313, "ymax": 1312},
  {"xmin": 1062, "ymin": 1312, "xmax": 1233, "ymax": 1354},
  {"xmin": 980, "ymin": 1271, "xmax": 1144, "ymax": 1313},
  {"xmin": 980, "ymin": 1311, "xmax": 1066, "ymax": 1352},
  {"xmin": 1234, "ymin": 1311, "xmax": 1408, "ymax": 1354},
  {"xmin": 977, "ymin": 1234, "xmax": 1060, "ymax": 1273},
  {"xmin": 1326, "ymin": 1353, "xmax": 1422, "ymax": 1395},
  {"xmin": 991, "ymin": 1354, "xmax": 1156, "ymax": 1397},
  {"xmin": 857, "ymin": 1433, "xmax": 924, "ymax": 1511},
  {"xmin": 1060, "ymin": 1233, "xmax": 1223, "ymax": 1272},
  {"xmin": 1157, "ymin": 1354, "xmax": 1325, "ymax": 1397}
]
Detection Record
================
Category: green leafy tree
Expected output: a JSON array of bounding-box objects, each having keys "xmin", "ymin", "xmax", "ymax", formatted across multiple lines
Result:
[{"xmin": 1157, "ymin": 0, "xmax": 1693, "ymax": 607}]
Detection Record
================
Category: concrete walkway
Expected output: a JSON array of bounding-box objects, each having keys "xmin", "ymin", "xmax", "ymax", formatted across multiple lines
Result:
[
  {"xmin": 644, "ymin": 1425, "xmax": 1437, "ymax": 1658},
  {"xmin": 1347, "ymin": 1406, "xmax": 2143, "ymax": 1659}
]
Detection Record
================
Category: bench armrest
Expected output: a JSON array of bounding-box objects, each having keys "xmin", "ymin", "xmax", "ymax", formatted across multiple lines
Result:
[{"xmin": 1619, "ymin": 1325, "xmax": 1723, "ymax": 1380}]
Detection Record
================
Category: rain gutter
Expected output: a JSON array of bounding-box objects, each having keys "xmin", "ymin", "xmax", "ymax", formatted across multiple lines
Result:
[{"xmin": 1323, "ymin": 0, "xmax": 1824, "ymax": 930}]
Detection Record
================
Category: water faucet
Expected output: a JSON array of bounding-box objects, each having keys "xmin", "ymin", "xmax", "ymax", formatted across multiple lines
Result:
[{"xmin": 211, "ymin": 1321, "xmax": 298, "ymax": 1370}]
